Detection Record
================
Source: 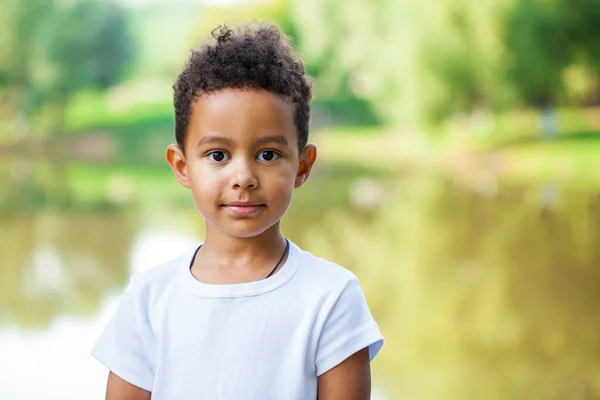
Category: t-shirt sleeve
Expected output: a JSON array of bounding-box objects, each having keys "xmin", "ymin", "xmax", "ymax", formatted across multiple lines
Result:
[
  {"xmin": 315, "ymin": 278, "xmax": 384, "ymax": 376},
  {"xmin": 90, "ymin": 278, "xmax": 154, "ymax": 391}
]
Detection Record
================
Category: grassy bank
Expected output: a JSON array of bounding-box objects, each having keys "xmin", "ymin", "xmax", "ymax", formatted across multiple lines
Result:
[{"xmin": 317, "ymin": 125, "xmax": 600, "ymax": 191}]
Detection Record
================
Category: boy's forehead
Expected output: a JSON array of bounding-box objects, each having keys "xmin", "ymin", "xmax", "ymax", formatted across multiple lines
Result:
[
  {"xmin": 194, "ymin": 88, "xmax": 292, "ymax": 117},
  {"xmin": 188, "ymin": 88, "xmax": 297, "ymax": 144}
]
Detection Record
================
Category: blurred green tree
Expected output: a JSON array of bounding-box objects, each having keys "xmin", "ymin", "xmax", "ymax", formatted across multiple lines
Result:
[
  {"xmin": 505, "ymin": 0, "xmax": 570, "ymax": 107},
  {"xmin": 40, "ymin": 0, "xmax": 135, "ymax": 135},
  {"xmin": 290, "ymin": 0, "xmax": 600, "ymax": 132},
  {"xmin": 289, "ymin": 0, "xmax": 511, "ymax": 129},
  {"xmin": 505, "ymin": 0, "xmax": 600, "ymax": 107},
  {"xmin": 417, "ymin": 0, "xmax": 514, "ymax": 123},
  {"xmin": 562, "ymin": 1, "xmax": 600, "ymax": 105},
  {"xmin": 503, "ymin": 0, "xmax": 600, "ymax": 137},
  {"xmin": 0, "ymin": 0, "xmax": 55, "ymax": 138},
  {"xmin": 0, "ymin": 0, "xmax": 134, "ymax": 139}
]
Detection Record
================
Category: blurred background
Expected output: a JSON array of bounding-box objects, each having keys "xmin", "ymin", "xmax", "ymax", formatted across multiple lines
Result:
[{"xmin": 1, "ymin": 0, "xmax": 600, "ymax": 398}]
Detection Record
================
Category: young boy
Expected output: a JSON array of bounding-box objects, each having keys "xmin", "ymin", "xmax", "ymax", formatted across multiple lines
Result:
[{"xmin": 91, "ymin": 22, "xmax": 383, "ymax": 400}]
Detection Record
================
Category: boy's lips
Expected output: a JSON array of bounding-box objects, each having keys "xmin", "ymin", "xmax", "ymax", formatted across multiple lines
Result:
[{"xmin": 222, "ymin": 201, "xmax": 265, "ymax": 216}]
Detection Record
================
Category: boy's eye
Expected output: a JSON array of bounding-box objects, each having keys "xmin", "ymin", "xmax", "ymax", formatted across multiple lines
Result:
[
  {"xmin": 257, "ymin": 150, "xmax": 280, "ymax": 162},
  {"xmin": 208, "ymin": 151, "xmax": 229, "ymax": 162}
]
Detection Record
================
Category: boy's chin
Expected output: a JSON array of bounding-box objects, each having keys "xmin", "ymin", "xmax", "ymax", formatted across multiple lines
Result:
[{"xmin": 208, "ymin": 219, "xmax": 281, "ymax": 239}]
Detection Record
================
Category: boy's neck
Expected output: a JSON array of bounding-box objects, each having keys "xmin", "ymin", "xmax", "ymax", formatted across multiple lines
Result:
[{"xmin": 191, "ymin": 222, "xmax": 288, "ymax": 282}]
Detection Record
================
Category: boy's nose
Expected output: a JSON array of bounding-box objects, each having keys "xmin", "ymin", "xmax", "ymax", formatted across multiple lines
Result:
[{"xmin": 231, "ymin": 162, "xmax": 258, "ymax": 190}]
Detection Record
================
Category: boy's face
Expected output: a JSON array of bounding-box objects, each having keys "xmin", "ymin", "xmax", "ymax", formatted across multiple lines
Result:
[{"xmin": 166, "ymin": 88, "xmax": 317, "ymax": 239}]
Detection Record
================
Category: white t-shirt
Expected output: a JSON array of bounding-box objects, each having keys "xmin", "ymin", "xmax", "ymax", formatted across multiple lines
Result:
[{"xmin": 91, "ymin": 240, "xmax": 384, "ymax": 399}]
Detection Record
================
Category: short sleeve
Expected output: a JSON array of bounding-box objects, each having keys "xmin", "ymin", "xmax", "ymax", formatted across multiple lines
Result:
[
  {"xmin": 315, "ymin": 278, "xmax": 384, "ymax": 376},
  {"xmin": 91, "ymin": 278, "xmax": 154, "ymax": 391}
]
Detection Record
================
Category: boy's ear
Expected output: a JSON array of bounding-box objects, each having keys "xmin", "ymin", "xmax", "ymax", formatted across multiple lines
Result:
[
  {"xmin": 166, "ymin": 144, "xmax": 191, "ymax": 188},
  {"xmin": 295, "ymin": 144, "xmax": 317, "ymax": 188}
]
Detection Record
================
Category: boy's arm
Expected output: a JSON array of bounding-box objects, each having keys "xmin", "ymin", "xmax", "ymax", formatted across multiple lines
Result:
[
  {"xmin": 317, "ymin": 347, "xmax": 371, "ymax": 400},
  {"xmin": 106, "ymin": 371, "xmax": 151, "ymax": 400}
]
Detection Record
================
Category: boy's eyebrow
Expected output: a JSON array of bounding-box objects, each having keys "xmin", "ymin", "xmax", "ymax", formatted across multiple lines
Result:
[
  {"xmin": 195, "ymin": 135, "xmax": 289, "ymax": 148},
  {"xmin": 253, "ymin": 135, "xmax": 289, "ymax": 146},
  {"xmin": 196, "ymin": 135, "xmax": 235, "ymax": 147}
]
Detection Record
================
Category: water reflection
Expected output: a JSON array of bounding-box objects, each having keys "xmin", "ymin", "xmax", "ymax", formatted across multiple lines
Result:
[
  {"xmin": 1, "ymin": 157, "xmax": 599, "ymax": 399},
  {"xmin": 0, "ymin": 212, "xmax": 134, "ymax": 328},
  {"xmin": 305, "ymin": 177, "xmax": 600, "ymax": 399}
]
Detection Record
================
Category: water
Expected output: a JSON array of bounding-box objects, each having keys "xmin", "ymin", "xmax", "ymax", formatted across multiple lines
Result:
[{"xmin": 1, "ymin": 155, "xmax": 599, "ymax": 399}]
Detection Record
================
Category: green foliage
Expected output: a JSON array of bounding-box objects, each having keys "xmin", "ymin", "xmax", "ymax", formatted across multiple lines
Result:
[
  {"xmin": 289, "ymin": 0, "xmax": 412, "ymax": 125},
  {"xmin": 0, "ymin": 0, "xmax": 134, "ymax": 137},
  {"xmin": 41, "ymin": 1, "xmax": 135, "ymax": 103},
  {"xmin": 0, "ymin": 0, "xmax": 54, "ymax": 86},
  {"xmin": 505, "ymin": 1, "xmax": 571, "ymax": 106},
  {"xmin": 418, "ymin": 0, "xmax": 514, "ymax": 120},
  {"xmin": 290, "ymin": 0, "xmax": 513, "ymax": 127},
  {"xmin": 504, "ymin": 0, "xmax": 600, "ymax": 107},
  {"xmin": 0, "ymin": 0, "xmax": 55, "ymax": 120},
  {"xmin": 3, "ymin": 0, "xmax": 600, "ymax": 144},
  {"xmin": 290, "ymin": 0, "xmax": 600, "ymax": 129}
]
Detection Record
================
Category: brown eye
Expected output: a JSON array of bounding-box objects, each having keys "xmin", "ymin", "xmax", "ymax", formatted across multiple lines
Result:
[
  {"xmin": 208, "ymin": 151, "xmax": 229, "ymax": 162},
  {"xmin": 258, "ymin": 150, "xmax": 279, "ymax": 162}
]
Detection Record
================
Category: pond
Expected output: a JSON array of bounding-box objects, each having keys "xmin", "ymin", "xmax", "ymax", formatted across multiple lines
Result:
[{"xmin": 1, "ymin": 154, "xmax": 599, "ymax": 399}]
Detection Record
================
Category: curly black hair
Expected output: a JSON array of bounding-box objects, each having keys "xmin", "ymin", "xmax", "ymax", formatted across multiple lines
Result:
[{"xmin": 173, "ymin": 22, "xmax": 312, "ymax": 154}]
